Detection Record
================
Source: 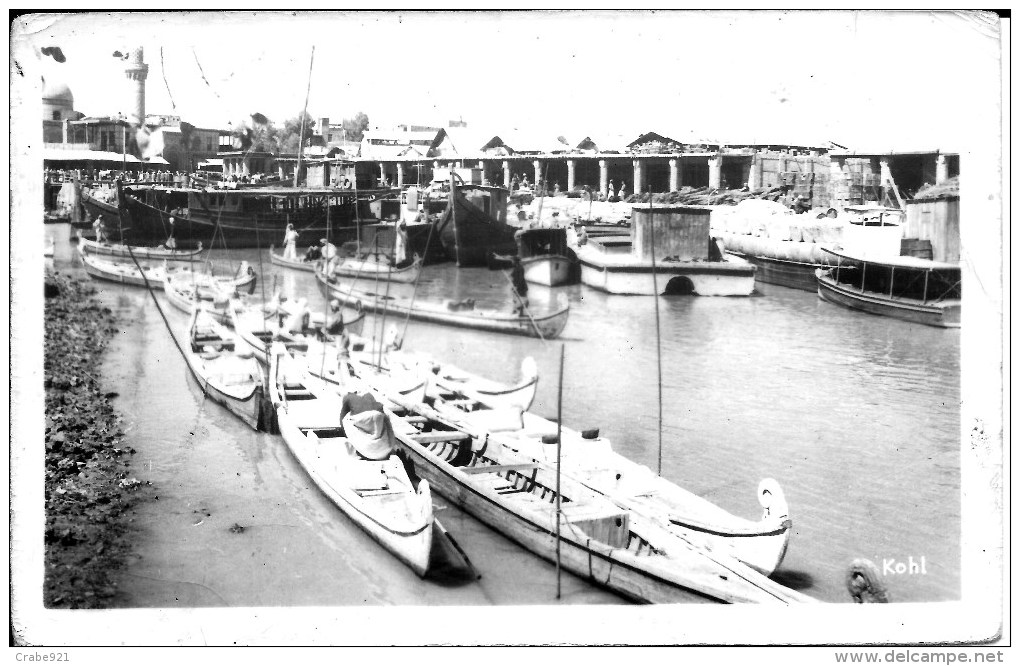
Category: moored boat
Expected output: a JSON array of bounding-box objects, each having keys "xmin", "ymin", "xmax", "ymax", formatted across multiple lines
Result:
[
  {"xmin": 77, "ymin": 230, "xmax": 203, "ymax": 261},
  {"xmin": 316, "ymin": 268, "xmax": 570, "ymax": 340},
  {"xmin": 815, "ymin": 248, "xmax": 961, "ymax": 328},
  {"xmin": 79, "ymin": 244, "xmax": 257, "ymax": 292},
  {"xmin": 230, "ymin": 299, "xmax": 367, "ymax": 366},
  {"xmin": 183, "ymin": 308, "xmax": 266, "ymax": 429},
  {"xmin": 81, "ymin": 185, "xmax": 123, "ymax": 230},
  {"xmin": 427, "ymin": 402, "xmax": 792, "ymax": 576},
  {"xmin": 389, "ymin": 352, "xmax": 539, "ymax": 412},
  {"xmin": 576, "ymin": 206, "xmax": 756, "ymax": 296},
  {"xmin": 331, "ymin": 254, "xmax": 423, "ymax": 284},
  {"xmin": 515, "ymin": 227, "xmax": 575, "ymax": 287},
  {"xmin": 377, "ymin": 391, "xmax": 813, "ymax": 603},
  {"xmin": 269, "ymin": 245, "xmax": 316, "ymax": 272},
  {"xmin": 164, "ymin": 271, "xmax": 237, "ymax": 325},
  {"xmin": 268, "ymin": 345, "xmax": 436, "ymax": 577},
  {"xmin": 435, "ymin": 177, "xmax": 518, "ymax": 267},
  {"xmin": 121, "ymin": 184, "xmax": 390, "ymax": 248}
]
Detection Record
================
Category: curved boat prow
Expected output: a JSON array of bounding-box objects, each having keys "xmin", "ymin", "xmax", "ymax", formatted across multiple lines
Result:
[
  {"xmin": 520, "ymin": 356, "xmax": 538, "ymax": 385},
  {"xmin": 758, "ymin": 477, "xmax": 789, "ymax": 523}
]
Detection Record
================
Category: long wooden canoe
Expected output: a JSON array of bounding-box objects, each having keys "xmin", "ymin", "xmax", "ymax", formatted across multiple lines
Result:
[
  {"xmin": 268, "ymin": 345, "xmax": 436, "ymax": 577},
  {"xmin": 269, "ymin": 246, "xmax": 317, "ymax": 272},
  {"xmin": 230, "ymin": 301, "xmax": 367, "ymax": 367},
  {"xmin": 436, "ymin": 405, "xmax": 792, "ymax": 576},
  {"xmin": 164, "ymin": 272, "xmax": 236, "ymax": 325},
  {"xmin": 315, "ymin": 268, "xmax": 570, "ymax": 340},
  {"xmin": 79, "ymin": 245, "xmax": 257, "ymax": 293},
  {"xmin": 183, "ymin": 309, "xmax": 266, "ymax": 430},
  {"xmin": 378, "ymin": 393, "xmax": 813, "ymax": 604},
  {"xmin": 77, "ymin": 230, "xmax": 204, "ymax": 261}
]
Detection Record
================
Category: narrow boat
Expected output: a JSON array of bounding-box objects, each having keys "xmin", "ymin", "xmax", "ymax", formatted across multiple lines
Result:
[
  {"xmin": 303, "ymin": 347, "xmax": 431, "ymax": 408},
  {"xmin": 230, "ymin": 300, "xmax": 367, "ymax": 366},
  {"xmin": 316, "ymin": 268, "xmax": 570, "ymax": 340},
  {"xmin": 164, "ymin": 271, "xmax": 237, "ymax": 325},
  {"xmin": 78, "ymin": 245, "xmax": 168, "ymax": 287},
  {"xmin": 435, "ymin": 178, "xmax": 518, "ymax": 267},
  {"xmin": 183, "ymin": 308, "xmax": 266, "ymax": 430},
  {"xmin": 268, "ymin": 344, "xmax": 436, "ymax": 577},
  {"xmin": 576, "ymin": 206, "xmax": 755, "ymax": 296},
  {"xmin": 815, "ymin": 248, "xmax": 962, "ymax": 328},
  {"xmin": 79, "ymin": 244, "xmax": 257, "ymax": 293},
  {"xmin": 77, "ymin": 230, "xmax": 203, "ymax": 261},
  {"xmin": 425, "ymin": 401, "xmax": 791, "ymax": 576},
  {"xmin": 331, "ymin": 254, "xmax": 423, "ymax": 285},
  {"xmin": 377, "ymin": 392, "xmax": 813, "ymax": 604},
  {"xmin": 269, "ymin": 245, "xmax": 317, "ymax": 273},
  {"xmin": 515, "ymin": 227, "xmax": 575, "ymax": 286},
  {"xmin": 389, "ymin": 352, "xmax": 539, "ymax": 412}
]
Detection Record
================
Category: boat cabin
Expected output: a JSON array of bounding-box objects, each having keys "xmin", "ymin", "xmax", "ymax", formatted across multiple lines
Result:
[
  {"xmin": 631, "ymin": 205, "xmax": 712, "ymax": 261},
  {"xmin": 516, "ymin": 227, "xmax": 569, "ymax": 259}
]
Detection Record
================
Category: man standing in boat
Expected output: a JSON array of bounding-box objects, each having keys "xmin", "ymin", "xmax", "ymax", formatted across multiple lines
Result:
[
  {"xmin": 283, "ymin": 223, "xmax": 299, "ymax": 260},
  {"xmin": 510, "ymin": 255, "xmax": 529, "ymax": 316},
  {"xmin": 92, "ymin": 214, "xmax": 107, "ymax": 244},
  {"xmin": 393, "ymin": 220, "xmax": 409, "ymax": 268}
]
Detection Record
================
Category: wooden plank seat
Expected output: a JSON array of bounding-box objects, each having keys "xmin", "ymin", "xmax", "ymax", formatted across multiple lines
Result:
[
  {"xmin": 461, "ymin": 463, "xmax": 540, "ymax": 476},
  {"xmin": 410, "ymin": 431, "xmax": 472, "ymax": 444}
]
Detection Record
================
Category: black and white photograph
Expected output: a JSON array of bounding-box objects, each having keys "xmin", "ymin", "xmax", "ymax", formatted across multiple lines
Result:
[{"xmin": 9, "ymin": 9, "xmax": 1006, "ymax": 650}]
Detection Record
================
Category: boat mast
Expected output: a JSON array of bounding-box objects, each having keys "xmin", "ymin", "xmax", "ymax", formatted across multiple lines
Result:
[
  {"xmin": 293, "ymin": 46, "xmax": 315, "ymax": 188},
  {"xmin": 649, "ymin": 200, "xmax": 664, "ymax": 476},
  {"xmin": 450, "ymin": 168, "xmax": 461, "ymax": 266},
  {"xmin": 555, "ymin": 343, "xmax": 564, "ymax": 599}
]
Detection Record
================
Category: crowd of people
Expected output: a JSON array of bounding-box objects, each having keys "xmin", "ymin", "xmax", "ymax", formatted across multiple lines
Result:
[{"xmin": 44, "ymin": 168, "xmax": 201, "ymax": 187}]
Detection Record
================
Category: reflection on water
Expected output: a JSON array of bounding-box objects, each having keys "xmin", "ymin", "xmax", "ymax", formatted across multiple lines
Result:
[{"xmin": 51, "ymin": 231, "xmax": 961, "ymax": 605}]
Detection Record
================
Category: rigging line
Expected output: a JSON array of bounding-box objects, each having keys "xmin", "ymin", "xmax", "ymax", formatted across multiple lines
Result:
[
  {"xmin": 319, "ymin": 196, "xmax": 331, "ymax": 381},
  {"xmin": 191, "ymin": 47, "xmax": 221, "ymax": 99},
  {"xmin": 123, "ymin": 244, "xmax": 190, "ymax": 373},
  {"xmin": 498, "ymin": 269, "xmax": 548, "ymax": 344},
  {"xmin": 399, "ymin": 221, "xmax": 436, "ymax": 344},
  {"xmin": 159, "ymin": 47, "xmax": 176, "ymax": 110}
]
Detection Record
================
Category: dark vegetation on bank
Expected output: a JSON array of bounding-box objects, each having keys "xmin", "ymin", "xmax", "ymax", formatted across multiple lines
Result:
[{"xmin": 43, "ymin": 272, "xmax": 146, "ymax": 608}]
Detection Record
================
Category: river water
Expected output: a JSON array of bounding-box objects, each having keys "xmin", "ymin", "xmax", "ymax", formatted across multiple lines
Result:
[{"xmin": 47, "ymin": 224, "xmax": 961, "ymax": 608}]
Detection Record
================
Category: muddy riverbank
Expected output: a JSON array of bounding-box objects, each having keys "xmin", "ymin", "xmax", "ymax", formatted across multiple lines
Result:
[{"xmin": 42, "ymin": 271, "xmax": 146, "ymax": 608}]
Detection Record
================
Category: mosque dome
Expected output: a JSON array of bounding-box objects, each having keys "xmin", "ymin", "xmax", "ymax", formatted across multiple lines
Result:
[{"xmin": 42, "ymin": 78, "xmax": 74, "ymax": 107}]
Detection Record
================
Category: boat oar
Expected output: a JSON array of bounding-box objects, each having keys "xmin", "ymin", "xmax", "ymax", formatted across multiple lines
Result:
[{"xmin": 434, "ymin": 518, "xmax": 481, "ymax": 580}]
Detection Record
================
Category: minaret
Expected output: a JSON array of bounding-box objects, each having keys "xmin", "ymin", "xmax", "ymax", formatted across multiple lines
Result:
[{"xmin": 123, "ymin": 47, "xmax": 149, "ymax": 126}]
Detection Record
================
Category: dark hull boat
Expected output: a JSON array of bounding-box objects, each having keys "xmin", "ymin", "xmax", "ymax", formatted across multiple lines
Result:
[
  {"xmin": 436, "ymin": 182, "xmax": 517, "ymax": 267},
  {"xmin": 120, "ymin": 185, "xmax": 395, "ymax": 248}
]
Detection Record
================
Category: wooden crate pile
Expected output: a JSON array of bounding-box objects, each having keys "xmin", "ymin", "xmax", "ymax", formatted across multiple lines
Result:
[{"xmin": 830, "ymin": 158, "xmax": 884, "ymax": 206}]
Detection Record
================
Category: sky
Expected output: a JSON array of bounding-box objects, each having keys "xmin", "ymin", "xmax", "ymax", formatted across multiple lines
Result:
[{"xmin": 14, "ymin": 10, "xmax": 1004, "ymax": 151}]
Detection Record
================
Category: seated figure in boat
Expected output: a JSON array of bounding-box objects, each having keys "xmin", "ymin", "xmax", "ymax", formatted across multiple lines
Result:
[
  {"xmin": 282, "ymin": 297, "xmax": 311, "ymax": 335},
  {"xmin": 162, "ymin": 217, "xmax": 177, "ymax": 250},
  {"xmin": 303, "ymin": 244, "xmax": 322, "ymax": 262},
  {"xmin": 339, "ymin": 391, "xmax": 396, "ymax": 460}
]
